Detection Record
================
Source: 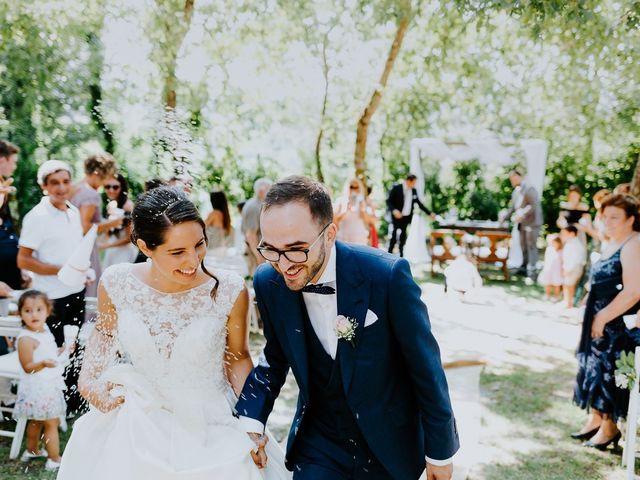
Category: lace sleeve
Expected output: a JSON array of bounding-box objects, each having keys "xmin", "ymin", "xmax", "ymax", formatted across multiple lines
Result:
[{"xmin": 77, "ymin": 278, "xmax": 121, "ymax": 412}]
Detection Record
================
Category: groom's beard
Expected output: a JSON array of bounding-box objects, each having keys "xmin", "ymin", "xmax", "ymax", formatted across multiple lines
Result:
[{"xmin": 279, "ymin": 244, "xmax": 326, "ymax": 292}]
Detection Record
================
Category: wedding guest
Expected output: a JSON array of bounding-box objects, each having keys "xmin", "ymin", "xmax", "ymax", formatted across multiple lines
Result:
[
  {"xmin": 169, "ymin": 173, "xmax": 193, "ymax": 194},
  {"xmin": 537, "ymin": 234, "xmax": 563, "ymax": 301},
  {"xmin": 17, "ymin": 160, "xmax": 87, "ymax": 415},
  {"xmin": 501, "ymin": 170, "xmax": 543, "ymax": 277},
  {"xmin": 99, "ymin": 173, "xmax": 136, "ymax": 268},
  {"xmin": 0, "ymin": 141, "xmax": 24, "ymax": 356},
  {"xmin": 561, "ymin": 226, "xmax": 587, "ymax": 308},
  {"xmin": 581, "ymin": 189, "xmax": 610, "ymax": 250},
  {"xmin": 144, "ymin": 177, "xmax": 167, "ymax": 192},
  {"xmin": 241, "ymin": 178, "xmax": 272, "ymax": 277},
  {"xmin": 614, "ymin": 183, "xmax": 631, "ymax": 195},
  {"xmin": 333, "ymin": 178, "xmax": 375, "ymax": 246},
  {"xmin": 386, "ymin": 173, "xmax": 432, "ymax": 257},
  {"xmin": 557, "ymin": 185, "xmax": 590, "ymax": 246},
  {"xmin": 557, "ymin": 185, "xmax": 590, "ymax": 227},
  {"xmin": 0, "ymin": 280, "xmax": 14, "ymax": 355},
  {"xmin": 573, "ymin": 193, "xmax": 640, "ymax": 450},
  {"xmin": 70, "ymin": 153, "xmax": 123, "ymax": 296},
  {"xmin": 205, "ymin": 190, "xmax": 234, "ymax": 251},
  {"xmin": 14, "ymin": 290, "xmax": 66, "ymax": 472},
  {"xmin": 0, "ymin": 140, "xmax": 23, "ymax": 290}
]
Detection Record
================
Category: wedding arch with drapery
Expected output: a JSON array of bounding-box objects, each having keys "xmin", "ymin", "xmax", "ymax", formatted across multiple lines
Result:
[{"xmin": 403, "ymin": 136, "xmax": 548, "ymax": 268}]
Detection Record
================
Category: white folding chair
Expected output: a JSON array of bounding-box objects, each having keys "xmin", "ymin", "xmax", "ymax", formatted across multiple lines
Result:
[
  {"xmin": 622, "ymin": 345, "xmax": 640, "ymax": 479},
  {"xmin": 0, "ymin": 321, "xmax": 27, "ymax": 459}
]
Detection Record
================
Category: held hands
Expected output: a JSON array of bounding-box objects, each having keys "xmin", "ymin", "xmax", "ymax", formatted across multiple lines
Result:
[
  {"xmin": 248, "ymin": 432, "xmax": 268, "ymax": 469},
  {"xmin": 392, "ymin": 209, "xmax": 403, "ymax": 220},
  {"xmin": 426, "ymin": 462, "xmax": 453, "ymax": 480}
]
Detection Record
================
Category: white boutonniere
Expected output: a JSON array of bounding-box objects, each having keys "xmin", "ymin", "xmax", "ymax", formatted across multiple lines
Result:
[{"xmin": 335, "ymin": 315, "xmax": 358, "ymax": 347}]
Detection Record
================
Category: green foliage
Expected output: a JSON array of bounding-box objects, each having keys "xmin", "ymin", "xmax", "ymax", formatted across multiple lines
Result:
[
  {"xmin": 542, "ymin": 144, "xmax": 638, "ymax": 231},
  {"xmin": 198, "ymin": 148, "xmax": 279, "ymax": 205},
  {"xmin": 615, "ymin": 350, "xmax": 636, "ymax": 390},
  {"xmin": 425, "ymin": 159, "xmax": 510, "ymax": 220},
  {"xmin": 0, "ymin": 1, "xmax": 105, "ymax": 220}
]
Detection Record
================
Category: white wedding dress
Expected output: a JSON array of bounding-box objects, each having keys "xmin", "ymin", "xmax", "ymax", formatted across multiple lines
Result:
[{"xmin": 58, "ymin": 263, "xmax": 290, "ymax": 480}]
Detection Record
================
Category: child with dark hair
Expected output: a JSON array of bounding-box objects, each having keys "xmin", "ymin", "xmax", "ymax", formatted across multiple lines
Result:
[{"xmin": 14, "ymin": 290, "xmax": 68, "ymax": 472}]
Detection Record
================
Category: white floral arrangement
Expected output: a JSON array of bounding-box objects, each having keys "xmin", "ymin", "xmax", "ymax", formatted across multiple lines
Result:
[
  {"xmin": 335, "ymin": 315, "xmax": 358, "ymax": 347},
  {"xmin": 615, "ymin": 351, "xmax": 636, "ymax": 390}
]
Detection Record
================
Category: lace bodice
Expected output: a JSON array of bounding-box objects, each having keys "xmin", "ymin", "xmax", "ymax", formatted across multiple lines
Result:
[{"xmin": 100, "ymin": 263, "xmax": 244, "ymax": 396}]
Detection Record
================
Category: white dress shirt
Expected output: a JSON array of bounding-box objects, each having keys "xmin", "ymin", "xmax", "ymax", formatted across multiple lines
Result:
[
  {"xmin": 401, "ymin": 184, "xmax": 413, "ymax": 216},
  {"xmin": 301, "ymin": 246, "xmax": 338, "ymax": 358},
  {"xmin": 19, "ymin": 197, "xmax": 84, "ymax": 299}
]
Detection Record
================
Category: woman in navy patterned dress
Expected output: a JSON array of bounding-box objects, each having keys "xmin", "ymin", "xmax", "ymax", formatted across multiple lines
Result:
[{"xmin": 572, "ymin": 194, "xmax": 640, "ymax": 450}]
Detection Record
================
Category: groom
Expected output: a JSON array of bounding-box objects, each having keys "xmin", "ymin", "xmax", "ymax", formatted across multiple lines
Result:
[{"xmin": 236, "ymin": 176, "xmax": 459, "ymax": 479}]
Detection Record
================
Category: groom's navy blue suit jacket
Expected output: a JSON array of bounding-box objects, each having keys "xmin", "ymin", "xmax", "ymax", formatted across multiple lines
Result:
[{"xmin": 236, "ymin": 241, "xmax": 459, "ymax": 479}]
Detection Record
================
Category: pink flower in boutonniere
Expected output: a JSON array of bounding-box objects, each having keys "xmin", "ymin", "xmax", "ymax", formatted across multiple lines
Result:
[{"xmin": 335, "ymin": 315, "xmax": 358, "ymax": 347}]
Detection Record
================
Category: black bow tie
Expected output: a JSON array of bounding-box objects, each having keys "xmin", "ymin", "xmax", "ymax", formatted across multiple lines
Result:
[{"xmin": 301, "ymin": 283, "xmax": 336, "ymax": 295}]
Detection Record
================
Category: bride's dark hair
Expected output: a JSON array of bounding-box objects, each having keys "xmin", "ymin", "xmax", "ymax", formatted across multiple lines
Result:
[{"xmin": 131, "ymin": 186, "xmax": 219, "ymax": 298}]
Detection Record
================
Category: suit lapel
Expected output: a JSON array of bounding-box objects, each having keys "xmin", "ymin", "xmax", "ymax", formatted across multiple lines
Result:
[
  {"xmin": 335, "ymin": 242, "xmax": 369, "ymax": 393},
  {"xmin": 270, "ymin": 276, "xmax": 310, "ymax": 398}
]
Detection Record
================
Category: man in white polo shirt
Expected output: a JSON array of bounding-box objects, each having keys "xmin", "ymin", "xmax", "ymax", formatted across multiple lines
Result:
[{"xmin": 17, "ymin": 160, "xmax": 87, "ymax": 415}]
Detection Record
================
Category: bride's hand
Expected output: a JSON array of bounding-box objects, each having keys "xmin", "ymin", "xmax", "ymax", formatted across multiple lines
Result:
[{"xmin": 91, "ymin": 383, "xmax": 125, "ymax": 413}]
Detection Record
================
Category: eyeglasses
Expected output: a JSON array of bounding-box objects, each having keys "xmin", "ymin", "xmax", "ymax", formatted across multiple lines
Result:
[
  {"xmin": 349, "ymin": 185, "xmax": 359, "ymax": 190},
  {"xmin": 104, "ymin": 185, "xmax": 121, "ymax": 190},
  {"xmin": 257, "ymin": 223, "xmax": 330, "ymax": 263}
]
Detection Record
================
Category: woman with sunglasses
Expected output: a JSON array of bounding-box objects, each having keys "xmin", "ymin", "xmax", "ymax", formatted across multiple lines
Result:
[
  {"xmin": 333, "ymin": 178, "xmax": 376, "ymax": 246},
  {"xmin": 70, "ymin": 154, "xmax": 124, "ymax": 295},
  {"xmin": 99, "ymin": 174, "xmax": 137, "ymax": 268}
]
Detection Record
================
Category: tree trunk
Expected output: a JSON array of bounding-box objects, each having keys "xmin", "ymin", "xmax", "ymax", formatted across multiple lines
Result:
[
  {"xmin": 631, "ymin": 151, "xmax": 640, "ymax": 199},
  {"xmin": 87, "ymin": 32, "xmax": 114, "ymax": 154},
  {"xmin": 354, "ymin": 16, "xmax": 409, "ymax": 188},
  {"xmin": 314, "ymin": 30, "xmax": 331, "ymax": 183},
  {"xmin": 160, "ymin": 0, "xmax": 195, "ymax": 111}
]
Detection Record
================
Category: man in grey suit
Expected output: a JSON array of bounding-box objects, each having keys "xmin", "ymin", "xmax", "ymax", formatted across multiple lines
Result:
[{"xmin": 502, "ymin": 170, "xmax": 543, "ymax": 277}]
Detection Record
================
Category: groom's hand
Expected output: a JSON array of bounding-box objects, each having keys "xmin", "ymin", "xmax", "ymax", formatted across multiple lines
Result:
[
  {"xmin": 426, "ymin": 462, "xmax": 453, "ymax": 480},
  {"xmin": 248, "ymin": 432, "xmax": 268, "ymax": 469},
  {"xmin": 250, "ymin": 445, "xmax": 268, "ymax": 469}
]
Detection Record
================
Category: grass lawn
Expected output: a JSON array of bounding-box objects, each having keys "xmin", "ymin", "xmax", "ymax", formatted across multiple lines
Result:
[
  {"xmin": 476, "ymin": 358, "xmax": 629, "ymax": 479},
  {"xmin": 0, "ymin": 417, "xmax": 73, "ymax": 479}
]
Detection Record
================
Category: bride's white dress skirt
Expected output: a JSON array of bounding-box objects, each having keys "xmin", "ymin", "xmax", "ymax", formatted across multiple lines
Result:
[{"xmin": 58, "ymin": 365, "xmax": 289, "ymax": 479}]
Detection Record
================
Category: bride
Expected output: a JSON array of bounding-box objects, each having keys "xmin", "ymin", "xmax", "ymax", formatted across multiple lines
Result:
[{"xmin": 58, "ymin": 187, "xmax": 289, "ymax": 479}]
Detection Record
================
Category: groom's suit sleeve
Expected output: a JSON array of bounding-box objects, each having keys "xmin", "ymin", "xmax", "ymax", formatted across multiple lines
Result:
[
  {"xmin": 236, "ymin": 271, "xmax": 290, "ymax": 430},
  {"xmin": 387, "ymin": 257, "xmax": 460, "ymax": 463}
]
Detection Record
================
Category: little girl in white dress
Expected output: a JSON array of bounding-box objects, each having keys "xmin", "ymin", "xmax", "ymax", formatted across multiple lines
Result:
[{"xmin": 14, "ymin": 290, "xmax": 68, "ymax": 471}]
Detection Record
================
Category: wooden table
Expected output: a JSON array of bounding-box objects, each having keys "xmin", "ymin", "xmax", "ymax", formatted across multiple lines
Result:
[{"xmin": 430, "ymin": 222, "xmax": 511, "ymax": 280}]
